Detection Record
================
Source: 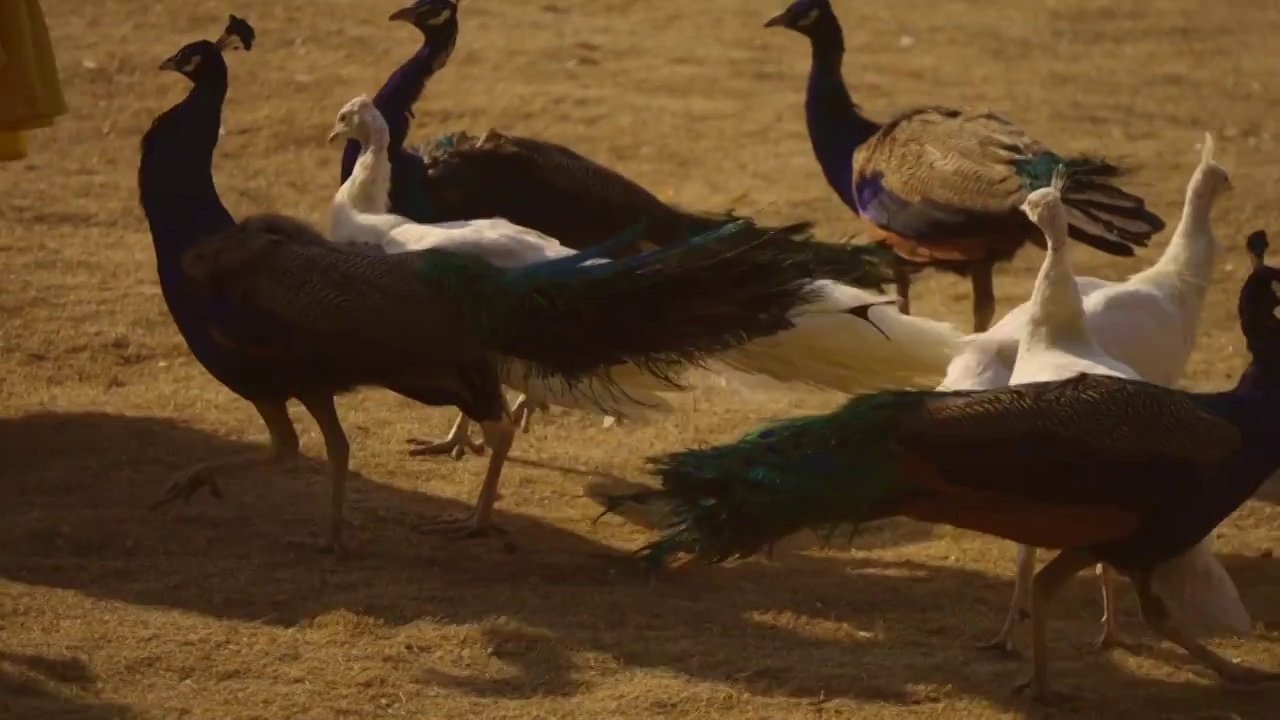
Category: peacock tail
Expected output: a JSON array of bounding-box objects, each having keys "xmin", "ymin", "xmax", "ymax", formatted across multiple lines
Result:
[
  {"xmin": 606, "ymin": 374, "xmax": 1247, "ymax": 569},
  {"xmin": 616, "ymin": 390, "xmax": 926, "ymax": 566}
]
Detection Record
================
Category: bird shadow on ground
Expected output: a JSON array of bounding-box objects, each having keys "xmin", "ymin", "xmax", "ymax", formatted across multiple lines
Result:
[
  {"xmin": 1, "ymin": 411, "xmax": 1276, "ymax": 717},
  {"xmin": 0, "ymin": 652, "xmax": 139, "ymax": 719}
]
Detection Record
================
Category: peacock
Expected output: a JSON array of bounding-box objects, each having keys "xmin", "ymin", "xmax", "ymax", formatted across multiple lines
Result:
[
  {"xmin": 974, "ymin": 136, "xmax": 1234, "ymax": 654},
  {"xmin": 140, "ymin": 17, "xmax": 893, "ymax": 551},
  {"xmin": 604, "ymin": 225, "xmax": 1280, "ymax": 700},
  {"xmin": 342, "ymin": 0, "xmax": 814, "ymax": 256},
  {"xmin": 764, "ymin": 0, "xmax": 1166, "ymax": 332},
  {"xmin": 328, "ymin": 94, "xmax": 921, "ymax": 460}
]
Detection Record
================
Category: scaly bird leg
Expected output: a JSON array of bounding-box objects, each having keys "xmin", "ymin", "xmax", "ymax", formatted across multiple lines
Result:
[
  {"xmin": 407, "ymin": 412, "xmax": 485, "ymax": 460},
  {"xmin": 1136, "ymin": 576, "xmax": 1280, "ymax": 685},
  {"xmin": 979, "ymin": 543, "xmax": 1037, "ymax": 654},
  {"xmin": 418, "ymin": 418, "xmax": 516, "ymax": 539},
  {"xmin": 970, "ymin": 257, "xmax": 996, "ymax": 333},
  {"xmin": 1093, "ymin": 564, "xmax": 1139, "ymax": 652},
  {"xmin": 1013, "ymin": 549, "xmax": 1097, "ymax": 704},
  {"xmin": 150, "ymin": 399, "xmax": 299, "ymax": 509},
  {"xmin": 892, "ymin": 257, "xmax": 912, "ymax": 316},
  {"xmin": 298, "ymin": 393, "xmax": 351, "ymax": 555}
]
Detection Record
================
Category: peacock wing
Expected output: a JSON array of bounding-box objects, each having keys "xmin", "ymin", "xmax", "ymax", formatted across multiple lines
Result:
[
  {"xmin": 889, "ymin": 374, "xmax": 1242, "ymax": 547},
  {"xmin": 852, "ymin": 107, "xmax": 1046, "ymax": 239},
  {"xmin": 180, "ymin": 213, "xmax": 478, "ymax": 363}
]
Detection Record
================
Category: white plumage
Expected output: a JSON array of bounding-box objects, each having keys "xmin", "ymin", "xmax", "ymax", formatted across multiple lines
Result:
[{"xmin": 326, "ymin": 96, "xmax": 669, "ymax": 458}]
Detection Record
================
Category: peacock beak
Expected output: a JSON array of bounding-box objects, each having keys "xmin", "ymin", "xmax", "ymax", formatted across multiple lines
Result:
[
  {"xmin": 763, "ymin": 10, "xmax": 790, "ymax": 28},
  {"xmin": 388, "ymin": 6, "xmax": 417, "ymax": 22},
  {"xmin": 159, "ymin": 56, "xmax": 180, "ymax": 72},
  {"xmin": 326, "ymin": 124, "xmax": 344, "ymax": 144}
]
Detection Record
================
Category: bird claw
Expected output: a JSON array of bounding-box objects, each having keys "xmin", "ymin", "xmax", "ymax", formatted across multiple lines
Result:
[
  {"xmin": 1091, "ymin": 627, "xmax": 1140, "ymax": 654},
  {"xmin": 150, "ymin": 469, "xmax": 222, "ymax": 510},
  {"xmin": 406, "ymin": 435, "xmax": 486, "ymax": 459},
  {"xmin": 415, "ymin": 513, "xmax": 506, "ymax": 539},
  {"xmin": 976, "ymin": 636, "xmax": 1020, "ymax": 656}
]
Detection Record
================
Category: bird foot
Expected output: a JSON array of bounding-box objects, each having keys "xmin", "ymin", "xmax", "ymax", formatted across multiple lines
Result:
[
  {"xmin": 416, "ymin": 513, "xmax": 507, "ymax": 539},
  {"xmin": 1091, "ymin": 627, "xmax": 1140, "ymax": 654},
  {"xmin": 976, "ymin": 635, "xmax": 1020, "ymax": 656},
  {"xmin": 1012, "ymin": 676, "xmax": 1076, "ymax": 706},
  {"xmin": 406, "ymin": 434, "xmax": 486, "ymax": 460},
  {"xmin": 1219, "ymin": 664, "xmax": 1280, "ymax": 686},
  {"xmin": 150, "ymin": 468, "xmax": 223, "ymax": 510}
]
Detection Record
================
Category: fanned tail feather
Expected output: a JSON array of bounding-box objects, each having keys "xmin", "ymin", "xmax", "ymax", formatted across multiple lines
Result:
[
  {"xmin": 1016, "ymin": 153, "xmax": 1166, "ymax": 256},
  {"xmin": 710, "ymin": 280, "xmax": 965, "ymax": 395}
]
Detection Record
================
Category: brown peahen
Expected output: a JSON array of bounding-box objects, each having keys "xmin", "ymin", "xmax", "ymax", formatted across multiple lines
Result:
[
  {"xmin": 141, "ymin": 17, "xmax": 894, "ymax": 551},
  {"xmin": 605, "ymin": 227, "xmax": 1280, "ymax": 701},
  {"xmin": 764, "ymin": 0, "xmax": 1166, "ymax": 331}
]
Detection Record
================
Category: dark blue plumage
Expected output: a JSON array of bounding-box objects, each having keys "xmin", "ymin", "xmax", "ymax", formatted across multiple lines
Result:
[
  {"xmin": 765, "ymin": 0, "xmax": 1164, "ymax": 332},
  {"xmin": 336, "ymin": 0, "xmax": 845, "ymax": 260}
]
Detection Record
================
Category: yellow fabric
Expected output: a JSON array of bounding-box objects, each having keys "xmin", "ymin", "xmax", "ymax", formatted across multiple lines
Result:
[
  {"xmin": 0, "ymin": 0, "xmax": 69, "ymax": 132},
  {"xmin": 0, "ymin": 130, "xmax": 28, "ymax": 161}
]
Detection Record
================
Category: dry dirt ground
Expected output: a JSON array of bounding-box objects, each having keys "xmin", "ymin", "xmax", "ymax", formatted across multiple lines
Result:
[{"xmin": 3, "ymin": 0, "xmax": 1280, "ymax": 717}]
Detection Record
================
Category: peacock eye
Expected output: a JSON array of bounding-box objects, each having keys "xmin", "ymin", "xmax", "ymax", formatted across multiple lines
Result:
[
  {"xmin": 796, "ymin": 7, "xmax": 820, "ymax": 26},
  {"xmin": 427, "ymin": 8, "xmax": 453, "ymax": 24}
]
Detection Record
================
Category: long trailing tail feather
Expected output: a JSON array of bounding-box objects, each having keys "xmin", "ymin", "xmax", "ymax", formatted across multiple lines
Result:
[
  {"xmin": 489, "ymin": 221, "xmax": 849, "ymax": 387},
  {"xmin": 709, "ymin": 280, "xmax": 965, "ymax": 395},
  {"xmin": 603, "ymin": 390, "xmax": 927, "ymax": 567}
]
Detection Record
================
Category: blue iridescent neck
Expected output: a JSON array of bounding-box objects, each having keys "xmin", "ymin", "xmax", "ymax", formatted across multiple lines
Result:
[
  {"xmin": 340, "ymin": 25, "xmax": 457, "ymax": 183},
  {"xmin": 138, "ymin": 67, "xmax": 235, "ymax": 263},
  {"xmin": 802, "ymin": 21, "xmax": 880, "ymax": 211},
  {"xmin": 1193, "ymin": 359, "xmax": 1280, "ymax": 516}
]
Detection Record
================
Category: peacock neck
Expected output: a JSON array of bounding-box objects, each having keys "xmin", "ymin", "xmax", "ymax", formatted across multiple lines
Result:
[
  {"xmin": 1022, "ymin": 241, "xmax": 1091, "ymax": 350},
  {"xmin": 340, "ymin": 26, "xmax": 457, "ymax": 184},
  {"xmin": 1142, "ymin": 174, "xmax": 1219, "ymax": 305},
  {"xmin": 335, "ymin": 125, "xmax": 393, "ymax": 216},
  {"xmin": 139, "ymin": 76, "xmax": 234, "ymax": 265},
  {"xmin": 803, "ymin": 27, "xmax": 879, "ymax": 210}
]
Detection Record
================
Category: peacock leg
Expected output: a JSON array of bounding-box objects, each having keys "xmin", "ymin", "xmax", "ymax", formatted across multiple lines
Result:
[
  {"xmin": 892, "ymin": 258, "xmax": 912, "ymax": 316},
  {"xmin": 1012, "ymin": 548, "xmax": 1096, "ymax": 703},
  {"xmin": 1135, "ymin": 576, "xmax": 1280, "ymax": 685},
  {"xmin": 418, "ymin": 418, "xmax": 516, "ymax": 538},
  {"xmin": 979, "ymin": 543, "xmax": 1036, "ymax": 654},
  {"xmin": 298, "ymin": 393, "xmax": 350, "ymax": 555},
  {"xmin": 407, "ymin": 412, "xmax": 486, "ymax": 460},
  {"xmin": 150, "ymin": 398, "xmax": 299, "ymax": 509},
  {"xmin": 1093, "ymin": 564, "xmax": 1138, "ymax": 652},
  {"xmin": 971, "ymin": 257, "xmax": 996, "ymax": 333}
]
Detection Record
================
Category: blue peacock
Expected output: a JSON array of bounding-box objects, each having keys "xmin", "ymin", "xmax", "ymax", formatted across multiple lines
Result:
[
  {"xmin": 764, "ymin": 0, "xmax": 1166, "ymax": 332},
  {"xmin": 140, "ymin": 16, "xmax": 892, "ymax": 552},
  {"xmin": 606, "ymin": 228, "xmax": 1280, "ymax": 699},
  {"xmin": 339, "ymin": 0, "xmax": 830, "ymax": 256}
]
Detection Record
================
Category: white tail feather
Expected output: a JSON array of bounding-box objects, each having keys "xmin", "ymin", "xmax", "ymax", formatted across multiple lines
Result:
[
  {"xmin": 500, "ymin": 360, "xmax": 676, "ymax": 424},
  {"xmin": 1148, "ymin": 539, "xmax": 1253, "ymax": 639},
  {"xmin": 711, "ymin": 280, "xmax": 964, "ymax": 395}
]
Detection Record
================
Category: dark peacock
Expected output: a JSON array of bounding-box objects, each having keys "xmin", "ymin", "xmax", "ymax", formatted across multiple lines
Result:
[
  {"xmin": 141, "ymin": 16, "xmax": 890, "ymax": 552},
  {"xmin": 605, "ymin": 231, "xmax": 1280, "ymax": 700},
  {"xmin": 764, "ymin": 0, "xmax": 1166, "ymax": 332},
  {"xmin": 339, "ymin": 0, "xmax": 821, "ymax": 257}
]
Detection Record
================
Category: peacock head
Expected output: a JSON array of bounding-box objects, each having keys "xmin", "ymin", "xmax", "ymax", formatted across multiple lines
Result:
[
  {"xmin": 327, "ymin": 95, "xmax": 385, "ymax": 145},
  {"xmin": 389, "ymin": 0, "xmax": 458, "ymax": 32},
  {"xmin": 1019, "ymin": 167, "xmax": 1071, "ymax": 250},
  {"xmin": 764, "ymin": 0, "xmax": 837, "ymax": 38},
  {"xmin": 159, "ymin": 14, "xmax": 254, "ymax": 84},
  {"xmin": 1238, "ymin": 230, "xmax": 1280, "ymax": 363},
  {"xmin": 1190, "ymin": 132, "xmax": 1233, "ymax": 202}
]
